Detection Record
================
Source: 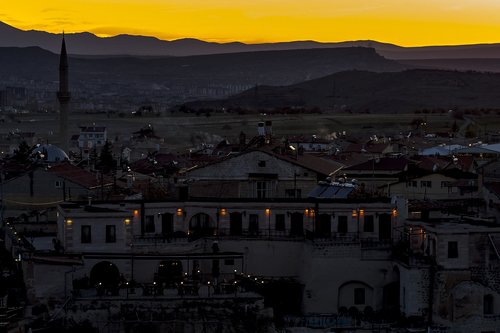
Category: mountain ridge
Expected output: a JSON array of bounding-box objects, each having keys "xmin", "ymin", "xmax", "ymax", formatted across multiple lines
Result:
[
  {"xmin": 183, "ymin": 69, "xmax": 500, "ymax": 113},
  {"xmin": 3, "ymin": 21, "xmax": 500, "ymax": 59},
  {"xmin": 0, "ymin": 46, "xmax": 406, "ymax": 105}
]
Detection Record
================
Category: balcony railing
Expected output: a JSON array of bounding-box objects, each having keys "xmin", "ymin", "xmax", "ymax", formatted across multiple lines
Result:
[
  {"xmin": 133, "ymin": 234, "xmax": 189, "ymax": 245},
  {"xmin": 215, "ymin": 228, "xmax": 305, "ymax": 241},
  {"xmin": 132, "ymin": 229, "xmax": 394, "ymax": 248}
]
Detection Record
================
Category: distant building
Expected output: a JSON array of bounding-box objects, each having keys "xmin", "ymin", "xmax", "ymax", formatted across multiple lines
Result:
[
  {"xmin": 1, "ymin": 163, "xmax": 113, "ymax": 214},
  {"xmin": 32, "ymin": 144, "xmax": 69, "ymax": 163},
  {"xmin": 77, "ymin": 126, "xmax": 107, "ymax": 159},
  {"xmin": 287, "ymin": 135, "xmax": 331, "ymax": 152}
]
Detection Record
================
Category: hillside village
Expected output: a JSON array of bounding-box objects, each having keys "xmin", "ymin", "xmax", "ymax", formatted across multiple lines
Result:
[{"xmin": 2, "ymin": 39, "xmax": 500, "ymax": 333}]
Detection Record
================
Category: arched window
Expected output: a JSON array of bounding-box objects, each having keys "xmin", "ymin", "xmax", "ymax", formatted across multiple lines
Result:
[{"xmin": 338, "ymin": 281, "xmax": 374, "ymax": 311}]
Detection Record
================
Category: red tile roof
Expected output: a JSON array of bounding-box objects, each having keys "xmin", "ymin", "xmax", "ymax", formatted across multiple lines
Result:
[
  {"xmin": 47, "ymin": 163, "xmax": 112, "ymax": 189},
  {"xmin": 344, "ymin": 157, "xmax": 410, "ymax": 172}
]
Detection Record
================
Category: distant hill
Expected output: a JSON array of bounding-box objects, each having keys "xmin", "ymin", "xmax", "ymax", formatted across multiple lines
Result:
[
  {"xmin": 184, "ymin": 69, "xmax": 500, "ymax": 113},
  {"xmin": 3, "ymin": 21, "xmax": 500, "ymax": 60},
  {"xmin": 400, "ymin": 58, "xmax": 500, "ymax": 73},
  {"xmin": 0, "ymin": 46, "xmax": 405, "ymax": 92}
]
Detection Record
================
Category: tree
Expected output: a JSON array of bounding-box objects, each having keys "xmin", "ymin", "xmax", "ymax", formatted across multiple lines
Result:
[
  {"xmin": 98, "ymin": 141, "xmax": 116, "ymax": 174},
  {"xmin": 13, "ymin": 141, "xmax": 32, "ymax": 164}
]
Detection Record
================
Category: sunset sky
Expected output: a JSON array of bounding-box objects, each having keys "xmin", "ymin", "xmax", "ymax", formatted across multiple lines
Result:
[{"xmin": 2, "ymin": 0, "xmax": 500, "ymax": 45}]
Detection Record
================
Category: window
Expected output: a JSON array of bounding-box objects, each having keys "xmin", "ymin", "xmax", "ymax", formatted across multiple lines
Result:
[
  {"xmin": 407, "ymin": 181, "xmax": 417, "ymax": 187},
  {"xmin": 441, "ymin": 181, "xmax": 450, "ymax": 188},
  {"xmin": 256, "ymin": 181, "xmax": 268, "ymax": 199},
  {"xmin": 257, "ymin": 181, "xmax": 266, "ymax": 198},
  {"xmin": 106, "ymin": 225, "xmax": 116, "ymax": 243},
  {"xmin": 249, "ymin": 214, "xmax": 259, "ymax": 235},
  {"xmin": 364, "ymin": 215, "xmax": 374, "ymax": 232},
  {"xmin": 484, "ymin": 294, "xmax": 494, "ymax": 315},
  {"xmin": 258, "ymin": 160, "xmax": 266, "ymax": 167},
  {"xmin": 55, "ymin": 180, "xmax": 63, "ymax": 188},
  {"xmin": 420, "ymin": 180, "xmax": 432, "ymax": 188},
  {"xmin": 338, "ymin": 216, "xmax": 348, "ymax": 233},
  {"xmin": 224, "ymin": 259, "xmax": 235, "ymax": 266},
  {"xmin": 285, "ymin": 189, "xmax": 301, "ymax": 198},
  {"xmin": 354, "ymin": 288, "xmax": 365, "ymax": 305},
  {"xmin": 161, "ymin": 213, "xmax": 174, "ymax": 236},
  {"xmin": 145, "ymin": 215, "xmax": 155, "ymax": 233},
  {"xmin": 81, "ymin": 225, "xmax": 91, "ymax": 243},
  {"xmin": 448, "ymin": 241, "xmax": 458, "ymax": 258},
  {"xmin": 275, "ymin": 214, "xmax": 285, "ymax": 231}
]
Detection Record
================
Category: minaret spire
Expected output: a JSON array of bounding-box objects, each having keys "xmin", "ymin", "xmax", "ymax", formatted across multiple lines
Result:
[{"xmin": 57, "ymin": 33, "xmax": 70, "ymax": 154}]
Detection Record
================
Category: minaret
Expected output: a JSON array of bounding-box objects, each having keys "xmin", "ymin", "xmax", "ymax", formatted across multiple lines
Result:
[{"xmin": 57, "ymin": 34, "xmax": 70, "ymax": 153}]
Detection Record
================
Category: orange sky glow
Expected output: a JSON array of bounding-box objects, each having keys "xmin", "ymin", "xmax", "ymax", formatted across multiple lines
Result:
[{"xmin": 2, "ymin": 0, "xmax": 500, "ymax": 46}]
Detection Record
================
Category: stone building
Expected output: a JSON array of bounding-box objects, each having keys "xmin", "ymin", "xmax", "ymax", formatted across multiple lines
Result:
[
  {"xmin": 14, "ymin": 195, "xmax": 406, "ymax": 318},
  {"xmin": 184, "ymin": 148, "xmax": 342, "ymax": 199},
  {"xmin": 398, "ymin": 218, "xmax": 500, "ymax": 332}
]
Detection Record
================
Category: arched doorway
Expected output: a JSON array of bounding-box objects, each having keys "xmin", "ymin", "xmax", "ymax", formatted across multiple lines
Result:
[
  {"xmin": 290, "ymin": 212, "xmax": 304, "ymax": 236},
  {"xmin": 158, "ymin": 260, "xmax": 183, "ymax": 286},
  {"xmin": 90, "ymin": 261, "xmax": 120, "ymax": 288},
  {"xmin": 189, "ymin": 213, "xmax": 215, "ymax": 239}
]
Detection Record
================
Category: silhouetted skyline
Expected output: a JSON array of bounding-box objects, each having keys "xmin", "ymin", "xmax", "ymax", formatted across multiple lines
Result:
[{"xmin": 3, "ymin": 0, "xmax": 500, "ymax": 46}]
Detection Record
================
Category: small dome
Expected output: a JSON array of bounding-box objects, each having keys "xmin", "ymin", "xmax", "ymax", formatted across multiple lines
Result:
[{"xmin": 32, "ymin": 144, "xmax": 69, "ymax": 163}]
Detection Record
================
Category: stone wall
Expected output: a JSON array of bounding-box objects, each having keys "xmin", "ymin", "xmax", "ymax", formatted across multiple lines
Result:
[{"xmin": 398, "ymin": 263, "xmax": 430, "ymax": 317}]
